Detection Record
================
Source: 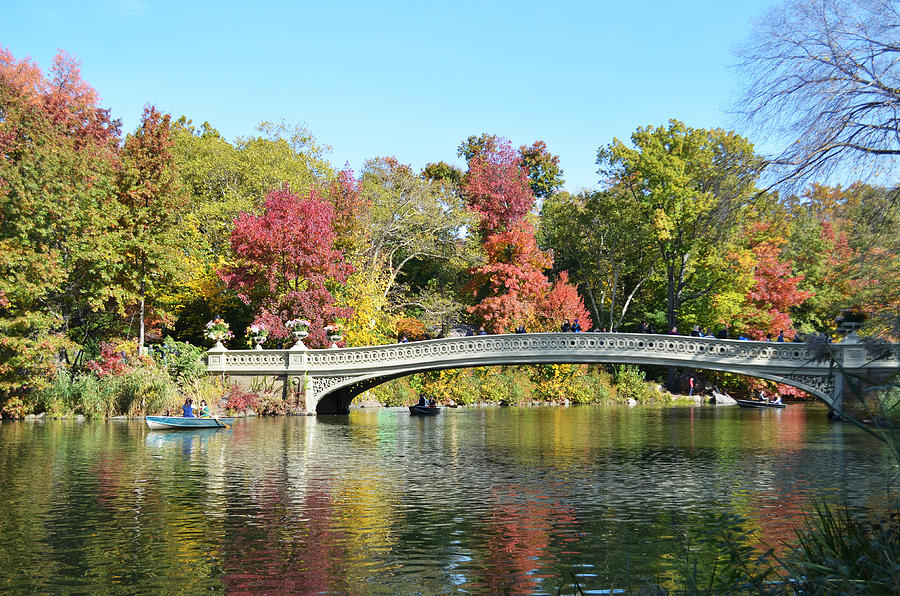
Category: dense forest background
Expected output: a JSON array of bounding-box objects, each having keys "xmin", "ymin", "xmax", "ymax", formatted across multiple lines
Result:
[{"xmin": 1, "ymin": 12, "xmax": 898, "ymax": 417}]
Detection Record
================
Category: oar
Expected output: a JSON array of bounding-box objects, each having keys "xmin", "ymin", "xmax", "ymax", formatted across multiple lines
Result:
[{"xmin": 212, "ymin": 415, "xmax": 231, "ymax": 429}]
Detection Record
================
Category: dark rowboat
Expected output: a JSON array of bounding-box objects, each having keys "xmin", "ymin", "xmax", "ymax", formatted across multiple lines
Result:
[
  {"xmin": 736, "ymin": 399, "xmax": 785, "ymax": 409},
  {"xmin": 146, "ymin": 416, "xmax": 234, "ymax": 430},
  {"xmin": 409, "ymin": 405, "xmax": 442, "ymax": 416}
]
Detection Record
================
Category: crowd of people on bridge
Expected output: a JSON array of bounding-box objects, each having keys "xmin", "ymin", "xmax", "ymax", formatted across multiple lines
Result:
[{"xmin": 437, "ymin": 320, "xmax": 806, "ymax": 342}]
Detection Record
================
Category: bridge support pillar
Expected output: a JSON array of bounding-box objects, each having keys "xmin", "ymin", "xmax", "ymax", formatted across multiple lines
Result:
[{"xmin": 830, "ymin": 372, "xmax": 844, "ymax": 417}]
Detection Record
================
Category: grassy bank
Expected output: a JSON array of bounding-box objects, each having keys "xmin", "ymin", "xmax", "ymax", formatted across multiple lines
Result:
[{"xmin": 13, "ymin": 339, "xmax": 228, "ymax": 419}]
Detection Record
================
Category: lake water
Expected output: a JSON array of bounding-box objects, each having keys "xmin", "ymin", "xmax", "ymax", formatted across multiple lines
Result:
[{"xmin": 0, "ymin": 404, "xmax": 892, "ymax": 593}]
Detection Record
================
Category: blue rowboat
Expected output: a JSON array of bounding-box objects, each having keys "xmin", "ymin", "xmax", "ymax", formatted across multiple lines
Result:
[{"xmin": 146, "ymin": 416, "xmax": 234, "ymax": 430}]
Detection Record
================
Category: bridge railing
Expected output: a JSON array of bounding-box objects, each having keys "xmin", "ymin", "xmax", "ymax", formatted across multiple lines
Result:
[{"xmin": 207, "ymin": 332, "xmax": 899, "ymax": 376}]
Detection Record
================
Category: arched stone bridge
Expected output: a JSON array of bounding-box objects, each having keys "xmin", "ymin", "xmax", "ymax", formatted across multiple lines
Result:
[{"xmin": 206, "ymin": 333, "xmax": 899, "ymax": 415}]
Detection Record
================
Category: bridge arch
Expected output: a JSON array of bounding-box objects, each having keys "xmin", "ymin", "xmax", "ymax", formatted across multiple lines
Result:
[{"xmin": 311, "ymin": 350, "xmax": 835, "ymax": 414}]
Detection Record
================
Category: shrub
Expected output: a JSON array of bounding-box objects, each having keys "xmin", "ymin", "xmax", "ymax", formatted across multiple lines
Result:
[
  {"xmin": 843, "ymin": 384, "xmax": 900, "ymax": 426},
  {"xmin": 477, "ymin": 368, "xmax": 512, "ymax": 403},
  {"xmin": 188, "ymin": 376, "xmax": 229, "ymax": 410},
  {"xmin": 531, "ymin": 364, "xmax": 593, "ymax": 404},
  {"xmin": 224, "ymin": 384, "xmax": 260, "ymax": 414},
  {"xmin": 613, "ymin": 365, "xmax": 656, "ymax": 403},
  {"xmin": 572, "ymin": 373, "xmax": 613, "ymax": 405},
  {"xmin": 107, "ymin": 367, "xmax": 178, "ymax": 417},
  {"xmin": 148, "ymin": 339, "xmax": 206, "ymax": 384},
  {"xmin": 784, "ymin": 500, "xmax": 900, "ymax": 593},
  {"xmin": 445, "ymin": 372, "xmax": 480, "ymax": 405},
  {"xmin": 396, "ymin": 317, "xmax": 426, "ymax": 340},
  {"xmin": 256, "ymin": 393, "xmax": 289, "ymax": 416},
  {"xmin": 372, "ymin": 378, "xmax": 415, "ymax": 406},
  {"xmin": 36, "ymin": 365, "xmax": 181, "ymax": 418}
]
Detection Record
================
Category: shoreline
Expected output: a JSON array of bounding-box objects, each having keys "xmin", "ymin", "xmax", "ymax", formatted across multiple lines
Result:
[{"xmin": 4, "ymin": 394, "xmax": 817, "ymax": 422}]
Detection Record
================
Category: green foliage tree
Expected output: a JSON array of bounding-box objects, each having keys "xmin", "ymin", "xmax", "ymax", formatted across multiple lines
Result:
[
  {"xmin": 597, "ymin": 120, "xmax": 762, "ymax": 331},
  {"xmin": 359, "ymin": 157, "xmax": 472, "ymax": 308},
  {"xmin": 540, "ymin": 189, "xmax": 656, "ymax": 330},
  {"xmin": 519, "ymin": 140, "xmax": 564, "ymax": 198},
  {"xmin": 422, "ymin": 161, "xmax": 464, "ymax": 187},
  {"xmin": 457, "ymin": 133, "xmax": 500, "ymax": 162}
]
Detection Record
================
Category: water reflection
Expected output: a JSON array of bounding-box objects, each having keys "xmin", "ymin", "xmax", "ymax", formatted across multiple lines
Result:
[{"xmin": 0, "ymin": 405, "xmax": 892, "ymax": 593}]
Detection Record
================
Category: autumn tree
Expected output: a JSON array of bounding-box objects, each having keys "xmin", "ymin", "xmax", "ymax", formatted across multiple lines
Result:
[
  {"xmin": 170, "ymin": 118, "xmax": 335, "ymax": 342},
  {"xmin": 785, "ymin": 183, "xmax": 899, "ymax": 337},
  {"xmin": 467, "ymin": 226, "xmax": 554, "ymax": 331},
  {"xmin": 459, "ymin": 133, "xmax": 565, "ymax": 201},
  {"xmin": 597, "ymin": 120, "xmax": 762, "ymax": 332},
  {"xmin": 464, "ymin": 140, "xmax": 535, "ymax": 234},
  {"xmin": 463, "ymin": 137, "xmax": 589, "ymax": 331},
  {"xmin": 730, "ymin": 223, "xmax": 813, "ymax": 339},
  {"xmin": 0, "ymin": 48, "xmax": 122, "ymax": 411},
  {"xmin": 116, "ymin": 106, "xmax": 188, "ymax": 350},
  {"xmin": 220, "ymin": 186, "xmax": 353, "ymax": 348}
]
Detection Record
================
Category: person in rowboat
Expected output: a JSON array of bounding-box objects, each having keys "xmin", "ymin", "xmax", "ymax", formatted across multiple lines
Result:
[
  {"xmin": 199, "ymin": 400, "xmax": 211, "ymax": 417},
  {"xmin": 182, "ymin": 398, "xmax": 195, "ymax": 418}
]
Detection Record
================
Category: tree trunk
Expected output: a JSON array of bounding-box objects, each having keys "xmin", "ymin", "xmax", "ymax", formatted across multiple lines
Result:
[
  {"xmin": 583, "ymin": 280, "xmax": 600, "ymax": 330},
  {"xmin": 139, "ymin": 271, "xmax": 146, "ymax": 354},
  {"xmin": 666, "ymin": 261, "xmax": 677, "ymax": 333}
]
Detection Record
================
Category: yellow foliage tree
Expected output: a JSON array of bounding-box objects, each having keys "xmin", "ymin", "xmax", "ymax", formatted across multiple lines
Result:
[{"xmin": 336, "ymin": 258, "xmax": 394, "ymax": 347}]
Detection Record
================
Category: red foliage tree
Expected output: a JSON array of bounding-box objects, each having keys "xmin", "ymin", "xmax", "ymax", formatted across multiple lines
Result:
[
  {"xmin": 220, "ymin": 186, "xmax": 354, "ymax": 347},
  {"xmin": 466, "ymin": 225, "xmax": 552, "ymax": 332},
  {"xmin": 462, "ymin": 136, "xmax": 590, "ymax": 332},
  {"xmin": 538, "ymin": 271, "xmax": 592, "ymax": 331},
  {"xmin": 463, "ymin": 139, "xmax": 534, "ymax": 235},
  {"xmin": 736, "ymin": 233, "xmax": 812, "ymax": 340}
]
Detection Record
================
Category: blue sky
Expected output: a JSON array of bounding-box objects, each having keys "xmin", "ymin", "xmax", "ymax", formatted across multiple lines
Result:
[{"xmin": 3, "ymin": 0, "xmax": 773, "ymax": 192}]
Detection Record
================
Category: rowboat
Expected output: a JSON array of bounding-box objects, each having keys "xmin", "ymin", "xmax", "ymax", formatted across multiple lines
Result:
[
  {"xmin": 409, "ymin": 405, "xmax": 442, "ymax": 416},
  {"xmin": 736, "ymin": 399, "xmax": 785, "ymax": 409},
  {"xmin": 146, "ymin": 416, "xmax": 234, "ymax": 430}
]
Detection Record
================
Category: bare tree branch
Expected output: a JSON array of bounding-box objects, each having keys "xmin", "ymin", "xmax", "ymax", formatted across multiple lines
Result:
[{"xmin": 736, "ymin": 0, "xmax": 900, "ymax": 189}]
